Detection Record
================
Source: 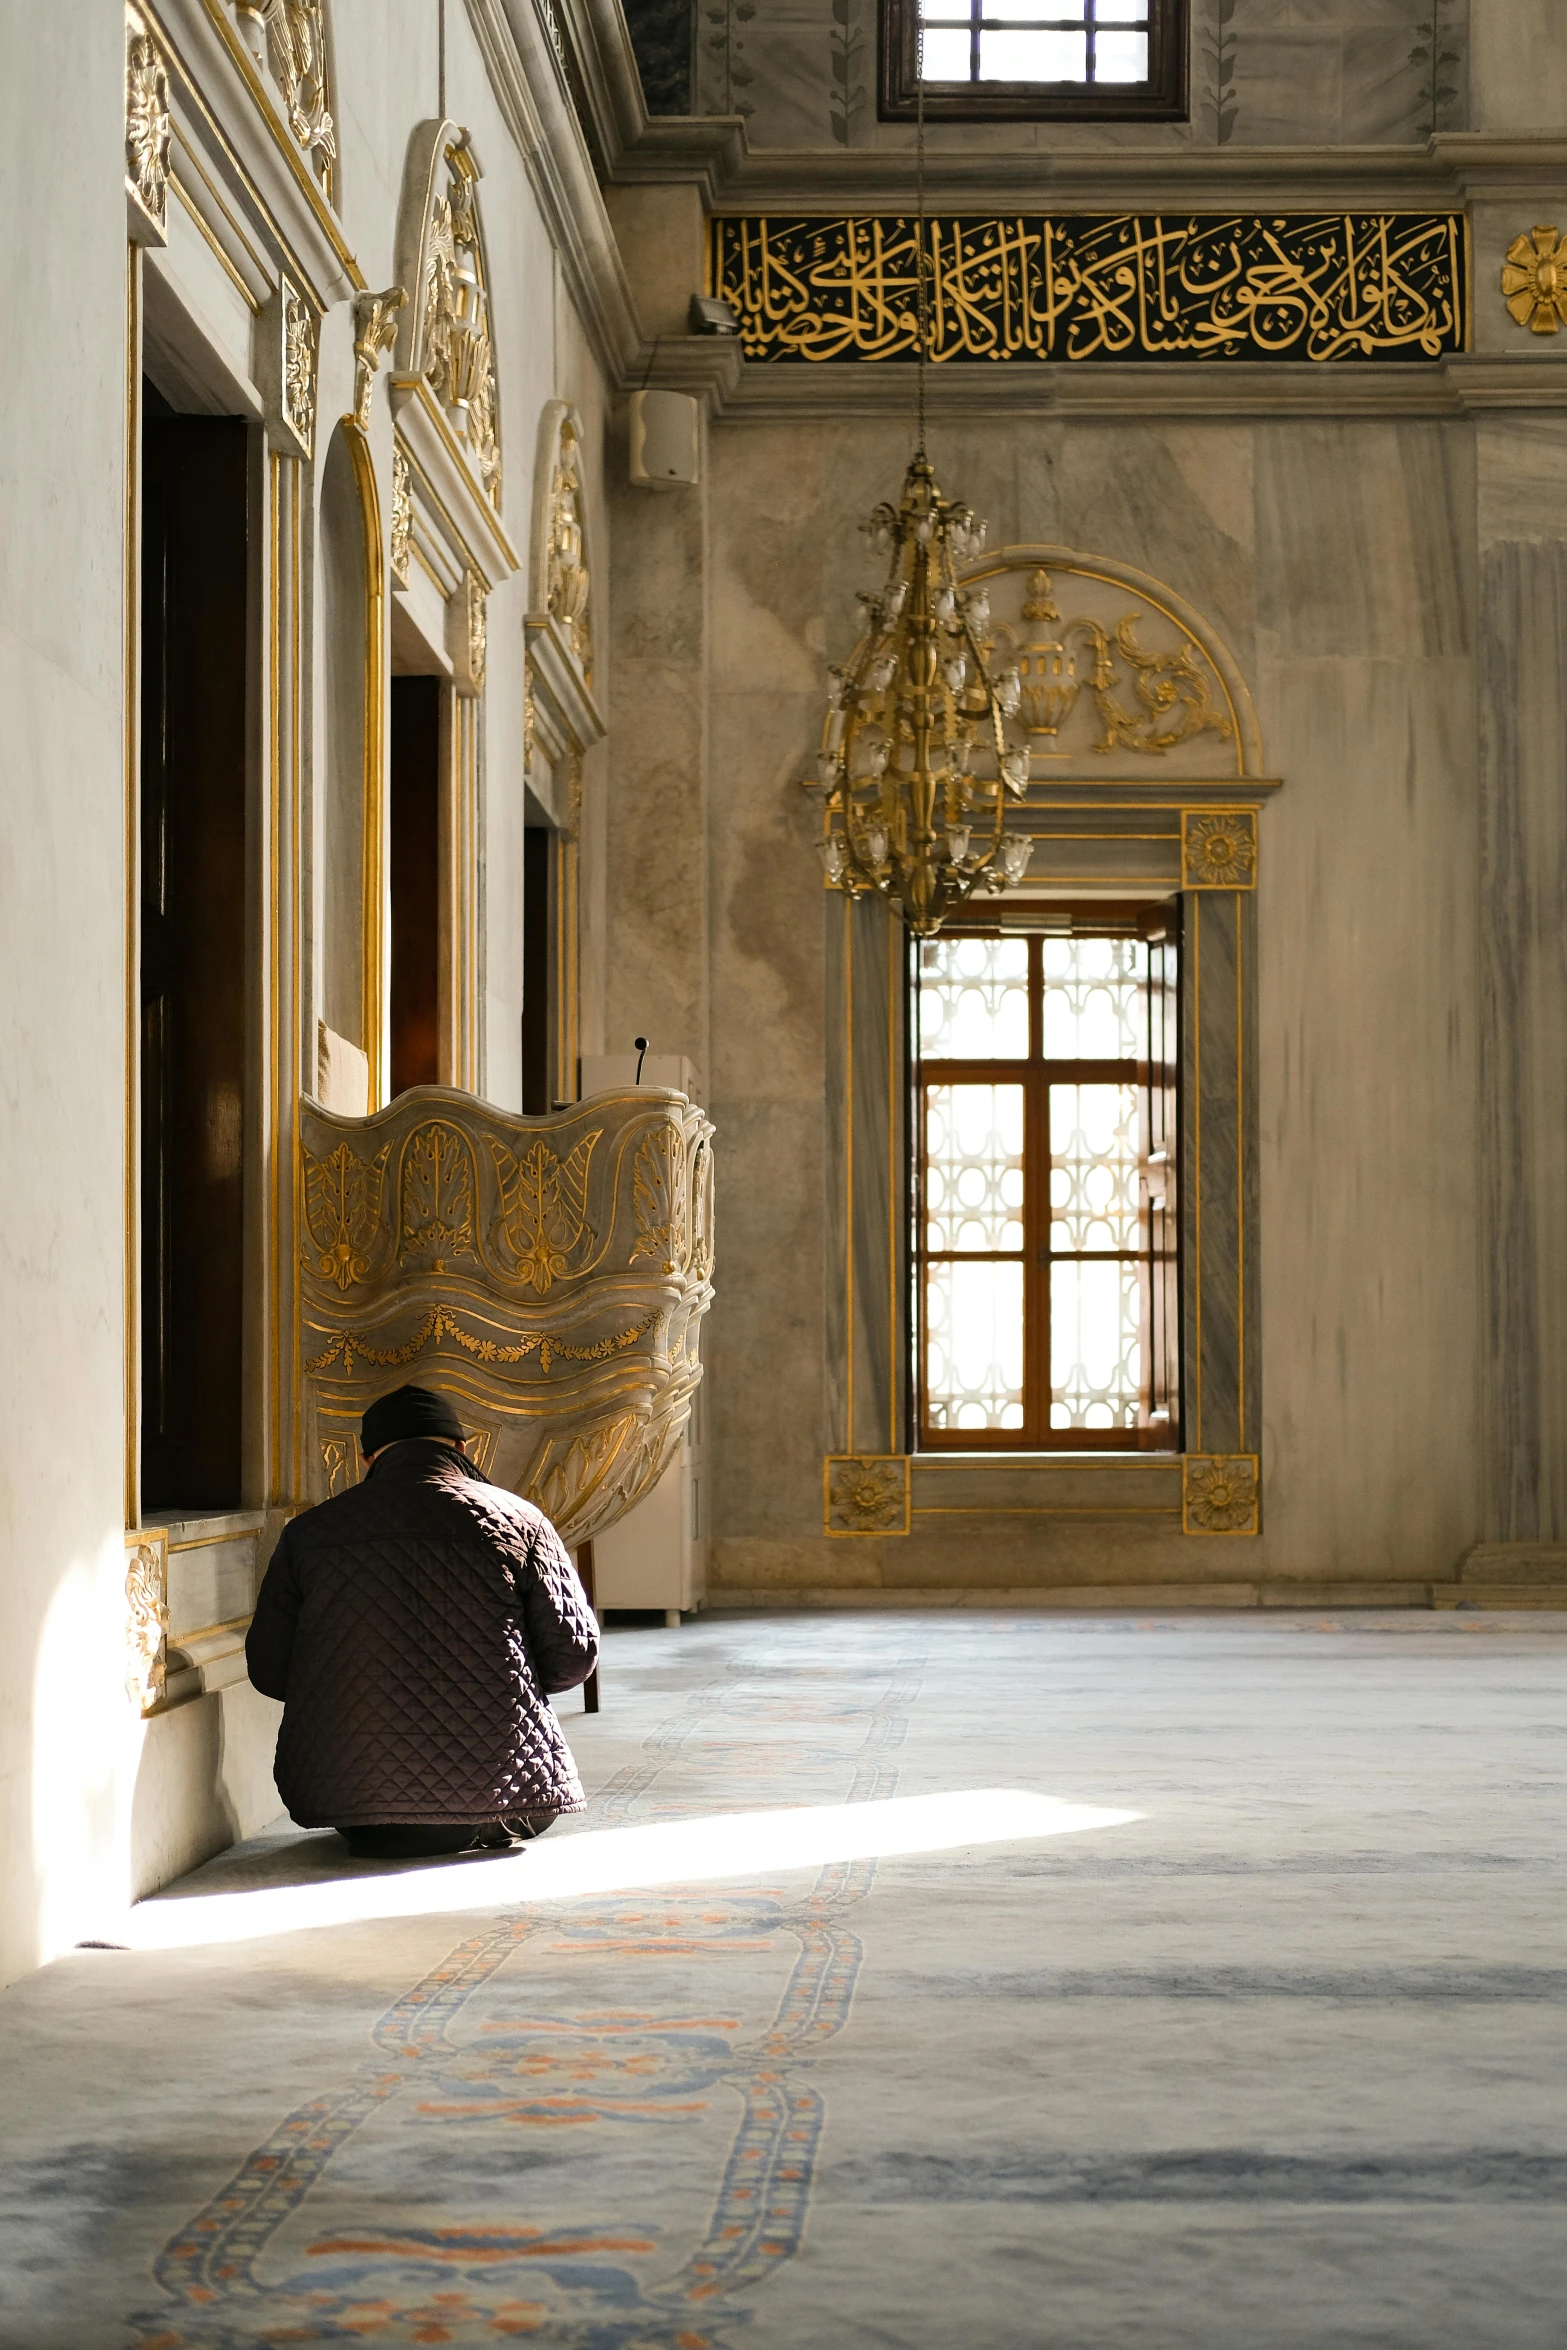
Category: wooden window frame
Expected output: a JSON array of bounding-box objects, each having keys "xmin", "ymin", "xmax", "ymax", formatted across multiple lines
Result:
[
  {"xmin": 879, "ymin": 0, "xmax": 1188, "ymax": 122},
  {"xmin": 912, "ymin": 904, "xmax": 1181, "ymax": 1455}
]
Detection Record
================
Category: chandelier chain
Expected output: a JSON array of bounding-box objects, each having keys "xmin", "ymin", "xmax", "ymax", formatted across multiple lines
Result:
[{"xmin": 915, "ymin": 11, "xmax": 928, "ymax": 459}]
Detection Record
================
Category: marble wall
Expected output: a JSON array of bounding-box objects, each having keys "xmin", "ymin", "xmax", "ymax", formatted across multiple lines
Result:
[
  {"xmin": 0, "ymin": 0, "xmax": 138, "ymax": 1986},
  {"xmin": 0, "ymin": 0, "xmax": 616, "ymax": 1983},
  {"xmin": 603, "ymin": 409, "xmax": 1490, "ymax": 1594},
  {"xmin": 685, "ymin": 0, "xmax": 1474, "ymax": 150}
]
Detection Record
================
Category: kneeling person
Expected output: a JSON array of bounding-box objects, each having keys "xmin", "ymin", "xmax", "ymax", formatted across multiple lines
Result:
[{"xmin": 246, "ymin": 1384, "xmax": 599, "ymax": 1858}]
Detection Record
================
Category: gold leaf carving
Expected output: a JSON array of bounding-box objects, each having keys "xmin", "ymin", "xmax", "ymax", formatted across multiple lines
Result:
[
  {"xmin": 825, "ymin": 1454, "xmax": 911, "ymax": 1536},
  {"xmin": 235, "ymin": 0, "xmax": 336, "ymax": 199},
  {"xmin": 390, "ymin": 444, "xmax": 412, "ymax": 586},
  {"xmin": 1182, "ymin": 1453, "xmax": 1260, "ymax": 1535},
  {"xmin": 125, "ymin": 7, "xmax": 171, "ymax": 238},
  {"xmin": 351, "ymin": 285, "xmax": 406, "ymax": 433},
  {"xmin": 630, "ymin": 1126, "xmax": 689, "ymax": 1275},
  {"xmin": 399, "ymin": 1122, "xmax": 479, "ymax": 1272},
  {"xmin": 531, "ymin": 1412, "xmax": 639, "ymax": 1537},
  {"xmin": 282, "ymin": 281, "xmax": 317, "ymax": 455},
  {"xmin": 688, "ymin": 1135, "xmax": 714, "ymax": 1283},
  {"xmin": 424, "ymin": 143, "xmax": 500, "ymax": 508},
  {"xmin": 303, "ymin": 1139, "xmax": 390, "ymax": 1290},
  {"xmin": 125, "ymin": 1531, "xmax": 168, "ymax": 1713},
  {"xmin": 489, "ymin": 1131, "xmax": 600, "ymax": 1294},
  {"xmin": 547, "ymin": 419, "xmax": 592, "ymax": 678}
]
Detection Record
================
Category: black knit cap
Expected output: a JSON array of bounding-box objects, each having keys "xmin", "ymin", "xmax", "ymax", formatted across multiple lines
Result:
[{"xmin": 361, "ymin": 1383, "xmax": 465, "ymax": 1456}]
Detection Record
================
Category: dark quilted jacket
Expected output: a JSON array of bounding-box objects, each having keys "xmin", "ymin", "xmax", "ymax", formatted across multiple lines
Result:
[{"xmin": 245, "ymin": 1443, "xmax": 598, "ymax": 1828}]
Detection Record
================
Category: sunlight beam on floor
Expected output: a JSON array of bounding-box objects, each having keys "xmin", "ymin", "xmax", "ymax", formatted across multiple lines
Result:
[{"xmin": 116, "ymin": 1789, "xmax": 1141, "ymax": 1951}]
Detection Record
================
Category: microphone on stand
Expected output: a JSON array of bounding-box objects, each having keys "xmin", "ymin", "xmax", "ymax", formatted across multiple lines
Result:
[{"xmin": 634, "ymin": 1037, "xmax": 648, "ymax": 1084}]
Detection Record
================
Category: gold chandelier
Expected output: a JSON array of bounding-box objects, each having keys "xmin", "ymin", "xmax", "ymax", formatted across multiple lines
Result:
[{"xmin": 808, "ymin": 455, "xmax": 1033, "ymax": 935}]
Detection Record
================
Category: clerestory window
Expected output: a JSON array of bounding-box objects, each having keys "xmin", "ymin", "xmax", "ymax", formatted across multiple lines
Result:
[
  {"xmin": 880, "ymin": 0, "xmax": 1188, "ymax": 120},
  {"xmin": 913, "ymin": 910, "xmax": 1180, "ymax": 1451}
]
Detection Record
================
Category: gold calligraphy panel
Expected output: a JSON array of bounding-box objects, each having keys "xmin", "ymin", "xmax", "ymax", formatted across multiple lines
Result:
[{"xmin": 709, "ymin": 213, "xmax": 1467, "ymax": 364}]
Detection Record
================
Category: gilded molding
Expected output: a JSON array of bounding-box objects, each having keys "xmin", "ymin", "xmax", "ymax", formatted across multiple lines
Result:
[
  {"xmin": 1501, "ymin": 224, "xmax": 1567, "ymax": 335},
  {"xmin": 124, "ymin": 1528, "xmax": 169, "ymax": 1712},
  {"xmin": 299, "ymin": 1087, "xmax": 714, "ymax": 1547},
  {"xmin": 351, "ymin": 285, "xmax": 407, "ymax": 433},
  {"xmin": 1182, "ymin": 1454, "xmax": 1260, "ymax": 1536},
  {"xmin": 825, "ymin": 1454, "xmax": 911, "ymax": 1536},
  {"xmin": 125, "ymin": 4, "xmax": 172, "ymax": 246},
  {"xmin": 233, "ymin": 0, "xmax": 337, "ymax": 206},
  {"xmin": 1182, "ymin": 808, "xmax": 1258, "ymax": 889},
  {"xmin": 390, "ymin": 443, "xmax": 412, "ymax": 585}
]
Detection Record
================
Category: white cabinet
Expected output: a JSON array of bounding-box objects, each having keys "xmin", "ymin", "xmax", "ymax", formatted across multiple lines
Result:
[
  {"xmin": 578, "ymin": 1052, "xmax": 707, "ymax": 1623},
  {"xmin": 592, "ymin": 1389, "xmax": 706, "ymax": 1621}
]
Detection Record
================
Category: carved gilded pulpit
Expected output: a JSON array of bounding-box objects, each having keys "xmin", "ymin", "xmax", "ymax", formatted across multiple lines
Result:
[{"xmin": 298, "ymin": 1086, "xmax": 713, "ymax": 1546}]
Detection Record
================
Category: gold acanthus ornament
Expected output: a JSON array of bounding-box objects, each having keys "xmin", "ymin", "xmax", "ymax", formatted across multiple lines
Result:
[
  {"xmin": 281, "ymin": 282, "xmax": 318, "ymax": 454},
  {"xmin": 304, "ymin": 1137, "xmax": 390, "ymax": 1291},
  {"xmin": 465, "ymin": 572, "xmax": 488, "ymax": 697},
  {"xmin": 1009, "ymin": 569, "xmax": 1233, "ymax": 757},
  {"xmin": 351, "ymin": 286, "xmax": 407, "ymax": 433},
  {"xmin": 1502, "ymin": 225, "xmax": 1567, "ymax": 335},
  {"xmin": 490, "ymin": 1130, "xmax": 600, "ymax": 1294},
  {"xmin": 233, "ymin": 1, "xmax": 336, "ymax": 200},
  {"xmin": 298, "ymin": 1086, "xmax": 714, "ymax": 1548},
  {"xmin": 547, "ymin": 421, "xmax": 592, "ymax": 678},
  {"xmin": 125, "ymin": 1532, "xmax": 169, "ymax": 1714},
  {"xmin": 423, "ymin": 144, "xmax": 500, "ymax": 508},
  {"xmin": 390, "ymin": 444, "xmax": 412, "ymax": 586},
  {"xmin": 399, "ymin": 1122, "xmax": 479, "ymax": 1271},
  {"xmin": 125, "ymin": 6, "xmax": 172, "ymax": 239}
]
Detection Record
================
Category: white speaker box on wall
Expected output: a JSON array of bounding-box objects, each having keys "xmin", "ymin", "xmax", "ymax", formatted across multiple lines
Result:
[{"xmin": 629, "ymin": 389, "xmax": 700, "ymax": 489}]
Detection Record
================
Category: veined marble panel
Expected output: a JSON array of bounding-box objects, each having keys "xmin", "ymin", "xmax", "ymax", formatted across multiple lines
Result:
[{"xmin": 1477, "ymin": 539, "xmax": 1567, "ymax": 1544}]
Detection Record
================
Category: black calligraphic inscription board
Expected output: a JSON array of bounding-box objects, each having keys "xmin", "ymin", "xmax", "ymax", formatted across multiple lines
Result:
[{"xmin": 709, "ymin": 214, "xmax": 1467, "ymax": 364}]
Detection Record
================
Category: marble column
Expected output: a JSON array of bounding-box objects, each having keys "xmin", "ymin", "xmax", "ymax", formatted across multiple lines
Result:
[{"xmin": 1476, "ymin": 420, "xmax": 1567, "ymax": 1545}]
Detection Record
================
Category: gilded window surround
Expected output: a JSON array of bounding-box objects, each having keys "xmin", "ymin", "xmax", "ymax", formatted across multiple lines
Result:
[{"xmin": 824, "ymin": 545, "xmax": 1277, "ymax": 1548}]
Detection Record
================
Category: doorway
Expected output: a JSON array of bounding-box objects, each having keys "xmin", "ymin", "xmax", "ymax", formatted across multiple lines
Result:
[
  {"xmin": 139, "ymin": 392, "xmax": 250, "ymax": 1515},
  {"xmin": 389, "ymin": 676, "xmax": 442, "ymax": 1095},
  {"xmin": 521, "ymin": 823, "xmax": 553, "ymax": 1113}
]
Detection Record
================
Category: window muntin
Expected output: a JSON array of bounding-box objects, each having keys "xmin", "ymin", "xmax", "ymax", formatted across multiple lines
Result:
[
  {"xmin": 880, "ymin": 0, "xmax": 1186, "ymax": 122},
  {"xmin": 917, "ymin": 1, "xmax": 1148, "ymax": 89},
  {"xmin": 914, "ymin": 914, "xmax": 1179, "ymax": 1451},
  {"xmin": 917, "ymin": 933, "xmax": 1029, "ymax": 1059}
]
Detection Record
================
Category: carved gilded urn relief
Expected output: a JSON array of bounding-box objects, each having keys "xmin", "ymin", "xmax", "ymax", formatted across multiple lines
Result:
[{"xmin": 299, "ymin": 1085, "xmax": 713, "ymax": 1547}]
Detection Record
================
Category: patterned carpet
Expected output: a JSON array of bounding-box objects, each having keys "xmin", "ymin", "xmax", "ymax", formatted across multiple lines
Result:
[{"xmin": 3, "ymin": 1611, "xmax": 1567, "ymax": 2348}]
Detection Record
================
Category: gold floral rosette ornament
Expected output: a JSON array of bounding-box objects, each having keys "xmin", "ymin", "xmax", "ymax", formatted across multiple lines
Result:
[
  {"xmin": 807, "ymin": 453, "xmax": 1034, "ymax": 936},
  {"xmin": 1501, "ymin": 225, "xmax": 1567, "ymax": 335}
]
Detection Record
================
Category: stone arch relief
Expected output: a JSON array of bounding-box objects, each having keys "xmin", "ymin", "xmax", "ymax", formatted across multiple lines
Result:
[
  {"xmin": 526, "ymin": 402, "xmax": 606, "ymax": 812},
  {"xmin": 392, "ymin": 119, "xmax": 501, "ymax": 514}
]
